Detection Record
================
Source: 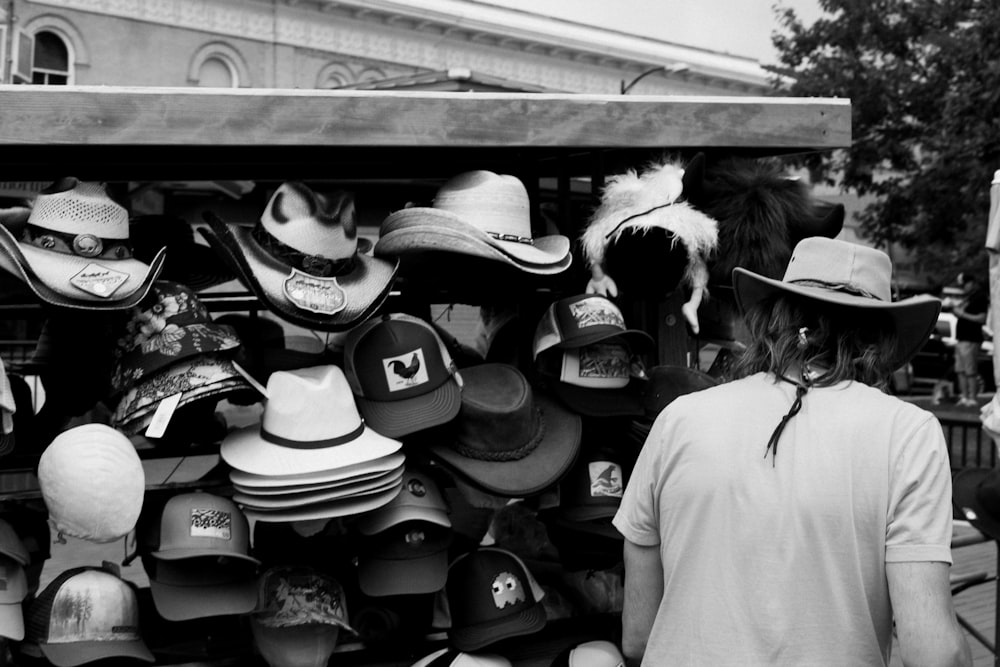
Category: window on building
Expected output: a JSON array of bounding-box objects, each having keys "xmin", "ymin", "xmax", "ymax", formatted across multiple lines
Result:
[
  {"xmin": 197, "ymin": 57, "xmax": 237, "ymax": 88},
  {"xmin": 31, "ymin": 31, "xmax": 70, "ymax": 85}
]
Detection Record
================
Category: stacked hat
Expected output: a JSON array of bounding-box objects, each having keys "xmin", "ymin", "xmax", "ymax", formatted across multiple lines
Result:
[
  {"xmin": 427, "ymin": 363, "xmax": 581, "ymax": 498},
  {"xmin": 376, "ymin": 170, "xmax": 572, "ymax": 276},
  {"xmin": 0, "ymin": 518, "xmax": 30, "ymax": 641},
  {"xmin": 37, "ymin": 424, "xmax": 145, "ymax": 543},
  {"xmin": 109, "ymin": 281, "xmax": 252, "ymax": 436},
  {"xmin": 344, "ymin": 313, "xmax": 464, "ymax": 438},
  {"xmin": 533, "ymin": 295, "xmax": 652, "ymax": 417},
  {"xmin": 443, "ymin": 548, "xmax": 546, "ymax": 652},
  {"xmin": 411, "ymin": 648, "xmax": 512, "ymax": 667},
  {"xmin": 139, "ymin": 492, "xmax": 260, "ymax": 621},
  {"xmin": 221, "ymin": 365, "xmax": 405, "ymax": 522},
  {"xmin": 201, "ymin": 182, "xmax": 398, "ymax": 332},
  {"xmin": 355, "ymin": 468, "xmax": 452, "ymax": 596},
  {"xmin": 24, "ymin": 564, "xmax": 154, "ymax": 665},
  {"xmin": 0, "ymin": 178, "xmax": 164, "ymax": 309}
]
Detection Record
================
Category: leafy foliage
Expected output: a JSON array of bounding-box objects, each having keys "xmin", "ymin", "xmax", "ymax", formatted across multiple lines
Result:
[{"xmin": 769, "ymin": 0, "xmax": 1000, "ymax": 286}]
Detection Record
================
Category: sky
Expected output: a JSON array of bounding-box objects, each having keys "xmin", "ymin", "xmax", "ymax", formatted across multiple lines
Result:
[{"xmin": 478, "ymin": 0, "xmax": 825, "ymax": 64}]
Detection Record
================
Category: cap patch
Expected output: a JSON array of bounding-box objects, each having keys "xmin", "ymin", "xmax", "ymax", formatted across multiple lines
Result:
[
  {"xmin": 406, "ymin": 477, "xmax": 427, "ymax": 497},
  {"xmin": 588, "ymin": 462, "xmax": 623, "ymax": 498},
  {"xmin": 190, "ymin": 508, "xmax": 232, "ymax": 540},
  {"xmin": 578, "ymin": 344, "xmax": 630, "ymax": 379},
  {"xmin": 69, "ymin": 262, "xmax": 128, "ymax": 298},
  {"xmin": 490, "ymin": 571, "xmax": 525, "ymax": 609},
  {"xmin": 569, "ymin": 297, "xmax": 625, "ymax": 329},
  {"xmin": 383, "ymin": 349, "xmax": 429, "ymax": 391}
]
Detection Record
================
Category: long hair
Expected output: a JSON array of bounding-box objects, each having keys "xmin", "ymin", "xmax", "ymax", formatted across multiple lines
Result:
[{"xmin": 732, "ymin": 292, "xmax": 900, "ymax": 390}]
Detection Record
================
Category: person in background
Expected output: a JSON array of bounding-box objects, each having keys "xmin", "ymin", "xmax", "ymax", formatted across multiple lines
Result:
[
  {"xmin": 614, "ymin": 238, "xmax": 970, "ymax": 666},
  {"xmin": 953, "ymin": 271, "xmax": 989, "ymax": 407}
]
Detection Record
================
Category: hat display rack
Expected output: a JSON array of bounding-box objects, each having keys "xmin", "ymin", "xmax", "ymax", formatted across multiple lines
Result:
[{"xmin": 0, "ymin": 87, "xmax": 849, "ymax": 666}]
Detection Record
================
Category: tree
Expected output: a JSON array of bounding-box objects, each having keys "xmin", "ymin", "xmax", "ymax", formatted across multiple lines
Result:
[{"xmin": 770, "ymin": 0, "xmax": 1000, "ymax": 286}]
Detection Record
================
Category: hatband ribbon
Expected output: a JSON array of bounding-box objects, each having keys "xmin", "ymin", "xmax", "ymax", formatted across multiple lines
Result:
[
  {"xmin": 251, "ymin": 223, "xmax": 357, "ymax": 278},
  {"xmin": 260, "ymin": 422, "xmax": 365, "ymax": 449}
]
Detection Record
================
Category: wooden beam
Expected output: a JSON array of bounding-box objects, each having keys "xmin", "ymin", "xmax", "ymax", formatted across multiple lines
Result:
[{"xmin": 0, "ymin": 86, "xmax": 851, "ymax": 150}]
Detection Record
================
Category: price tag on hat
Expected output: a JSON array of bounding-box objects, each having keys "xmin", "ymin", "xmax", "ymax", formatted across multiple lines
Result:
[{"xmin": 145, "ymin": 392, "xmax": 183, "ymax": 439}]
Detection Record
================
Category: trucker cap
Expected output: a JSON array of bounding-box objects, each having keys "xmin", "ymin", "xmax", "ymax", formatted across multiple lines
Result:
[
  {"xmin": 146, "ymin": 491, "xmax": 259, "ymax": 564},
  {"xmin": 25, "ymin": 565, "xmax": 154, "ymax": 666},
  {"xmin": 344, "ymin": 313, "xmax": 463, "ymax": 438},
  {"xmin": 532, "ymin": 294, "xmax": 652, "ymax": 359},
  {"xmin": 536, "ymin": 341, "xmax": 645, "ymax": 417}
]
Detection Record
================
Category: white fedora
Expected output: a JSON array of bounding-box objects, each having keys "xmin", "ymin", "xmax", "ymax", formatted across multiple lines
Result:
[
  {"xmin": 229, "ymin": 451, "xmax": 406, "ymax": 488},
  {"xmin": 243, "ymin": 482, "xmax": 403, "ymax": 523},
  {"xmin": 234, "ymin": 467, "xmax": 404, "ymax": 509},
  {"xmin": 220, "ymin": 365, "xmax": 403, "ymax": 476},
  {"xmin": 232, "ymin": 465, "xmax": 401, "ymax": 496}
]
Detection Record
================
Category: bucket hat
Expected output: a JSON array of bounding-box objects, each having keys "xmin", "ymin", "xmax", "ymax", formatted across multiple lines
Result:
[
  {"xmin": 411, "ymin": 649, "xmax": 512, "ymax": 667},
  {"xmin": 25, "ymin": 564, "xmax": 154, "ymax": 666},
  {"xmin": 427, "ymin": 363, "xmax": 581, "ymax": 498},
  {"xmin": 130, "ymin": 214, "xmax": 235, "ymax": 291},
  {"xmin": 444, "ymin": 547, "xmax": 546, "ymax": 652},
  {"xmin": 953, "ymin": 467, "xmax": 1000, "ymax": 540},
  {"xmin": 0, "ymin": 178, "xmax": 164, "ymax": 309},
  {"xmin": 532, "ymin": 294, "xmax": 652, "ymax": 359},
  {"xmin": 201, "ymin": 182, "xmax": 398, "ymax": 332},
  {"xmin": 111, "ymin": 281, "xmax": 241, "ymax": 394},
  {"xmin": 376, "ymin": 171, "xmax": 571, "ymax": 274},
  {"xmin": 37, "ymin": 424, "xmax": 145, "ymax": 543},
  {"xmin": 0, "ymin": 554, "xmax": 27, "ymax": 640},
  {"xmin": 220, "ymin": 365, "xmax": 403, "ymax": 476},
  {"xmin": 536, "ymin": 341, "xmax": 646, "ymax": 417},
  {"xmin": 733, "ymin": 237, "xmax": 941, "ymax": 369},
  {"xmin": 344, "ymin": 313, "xmax": 463, "ymax": 438}
]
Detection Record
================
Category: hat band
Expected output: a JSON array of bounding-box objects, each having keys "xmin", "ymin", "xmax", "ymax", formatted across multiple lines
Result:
[
  {"xmin": 23, "ymin": 224, "xmax": 133, "ymax": 260},
  {"xmin": 251, "ymin": 223, "xmax": 356, "ymax": 278},
  {"xmin": 452, "ymin": 407, "xmax": 545, "ymax": 462},
  {"xmin": 487, "ymin": 231, "xmax": 534, "ymax": 245},
  {"xmin": 787, "ymin": 279, "xmax": 882, "ymax": 301},
  {"xmin": 260, "ymin": 421, "xmax": 365, "ymax": 449}
]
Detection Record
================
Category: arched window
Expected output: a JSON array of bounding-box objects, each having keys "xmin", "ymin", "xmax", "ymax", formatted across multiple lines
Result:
[
  {"xmin": 32, "ymin": 31, "xmax": 70, "ymax": 85},
  {"xmin": 197, "ymin": 57, "xmax": 236, "ymax": 88},
  {"xmin": 188, "ymin": 43, "xmax": 248, "ymax": 88}
]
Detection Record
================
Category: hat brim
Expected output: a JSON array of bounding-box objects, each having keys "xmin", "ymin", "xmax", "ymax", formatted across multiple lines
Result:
[
  {"xmin": 732, "ymin": 267, "xmax": 941, "ymax": 369},
  {"xmin": 149, "ymin": 547, "xmax": 260, "ymax": 564},
  {"xmin": 448, "ymin": 600, "xmax": 547, "ymax": 653},
  {"xmin": 358, "ymin": 549, "xmax": 449, "ymax": 597},
  {"xmin": 201, "ymin": 220, "xmax": 398, "ymax": 332},
  {"xmin": 952, "ymin": 467, "xmax": 1000, "ymax": 540},
  {"xmin": 149, "ymin": 576, "xmax": 258, "ymax": 621},
  {"xmin": 377, "ymin": 209, "xmax": 571, "ymax": 274},
  {"xmin": 427, "ymin": 393, "xmax": 582, "ymax": 497},
  {"xmin": 233, "ymin": 466, "xmax": 400, "ymax": 497},
  {"xmin": 547, "ymin": 378, "xmax": 645, "ymax": 417},
  {"xmin": 0, "ymin": 602, "xmax": 24, "ymax": 641},
  {"xmin": 220, "ymin": 421, "xmax": 402, "ymax": 477},
  {"xmin": 243, "ymin": 481, "xmax": 402, "ymax": 523},
  {"xmin": 40, "ymin": 639, "xmax": 155, "ymax": 666},
  {"xmin": 229, "ymin": 451, "xmax": 406, "ymax": 487},
  {"xmin": 357, "ymin": 377, "xmax": 462, "ymax": 438},
  {"xmin": 534, "ymin": 327, "xmax": 653, "ymax": 360},
  {"xmin": 356, "ymin": 505, "xmax": 451, "ymax": 536},
  {"xmin": 0, "ymin": 226, "xmax": 165, "ymax": 309},
  {"xmin": 233, "ymin": 467, "xmax": 404, "ymax": 509}
]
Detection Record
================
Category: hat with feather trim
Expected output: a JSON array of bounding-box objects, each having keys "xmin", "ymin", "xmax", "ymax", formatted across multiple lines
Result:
[
  {"xmin": 200, "ymin": 182, "xmax": 398, "ymax": 332},
  {"xmin": 0, "ymin": 178, "xmax": 165, "ymax": 310}
]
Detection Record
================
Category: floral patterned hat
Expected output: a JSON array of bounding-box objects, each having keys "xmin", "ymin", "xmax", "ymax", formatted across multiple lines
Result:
[{"xmin": 111, "ymin": 281, "xmax": 241, "ymax": 395}]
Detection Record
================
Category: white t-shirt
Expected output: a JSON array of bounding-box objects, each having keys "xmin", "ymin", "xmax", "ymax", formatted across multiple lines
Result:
[{"xmin": 613, "ymin": 373, "xmax": 953, "ymax": 666}]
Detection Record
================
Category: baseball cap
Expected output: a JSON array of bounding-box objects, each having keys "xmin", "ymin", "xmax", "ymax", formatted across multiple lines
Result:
[
  {"xmin": 358, "ymin": 522, "xmax": 452, "ymax": 597},
  {"xmin": 356, "ymin": 468, "xmax": 451, "ymax": 536},
  {"xmin": 411, "ymin": 648, "xmax": 513, "ymax": 667},
  {"xmin": 144, "ymin": 556, "xmax": 259, "ymax": 622},
  {"xmin": 536, "ymin": 341, "xmax": 645, "ymax": 417},
  {"xmin": 250, "ymin": 620, "xmax": 341, "ymax": 667},
  {"xmin": 532, "ymin": 294, "xmax": 652, "ymax": 359},
  {"xmin": 445, "ymin": 548, "xmax": 546, "ymax": 652},
  {"xmin": 344, "ymin": 313, "xmax": 463, "ymax": 438},
  {"xmin": 145, "ymin": 492, "xmax": 259, "ymax": 563},
  {"xmin": 25, "ymin": 564, "xmax": 154, "ymax": 666},
  {"xmin": 0, "ymin": 554, "xmax": 27, "ymax": 640},
  {"xmin": 551, "ymin": 640, "xmax": 625, "ymax": 667},
  {"xmin": 254, "ymin": 566, "xmax": 354, "ymax": 633}
]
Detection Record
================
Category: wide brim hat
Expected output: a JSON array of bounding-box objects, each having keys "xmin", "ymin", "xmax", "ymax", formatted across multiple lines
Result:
[
  {"xmin": 243, "ymin": 482, "xmax": 402, "ymax": 523},
  {"xmin": 732, "ymin": 237, "xmax": 941, "ymax": 370},
  {"xmin": 229, "ymin": 451, "xmax": 406, "ymax": 488},
  {"xmin": 233, "ymin": 466, "xmax": 402, "ymax": 497},
  {"xmin": 233, "ymin": 467, "xmax": 404, "ymax": 509},
  {"xmin": 201, "ymin": 215, "xmax": 398, "ymax": 333},
  {"xmin": 953, "ymin": 467, "xmax": 1000, "ymax": 540}
]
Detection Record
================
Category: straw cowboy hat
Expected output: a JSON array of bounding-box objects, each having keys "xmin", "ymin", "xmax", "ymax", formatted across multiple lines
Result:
[
  {"xmin": 0, "ymin": 179, "xmax": 164, "ymax": 309},
  {"xmin": 375, "ymin": 171, "xmax": 572, "ymax": 274},
  {"xmin": 732, "ymin": 237, "xmax": 941, "ymax": 370},
  {"xmin": 201, "ymin": 182, "xmax": 398, "ymax": 332}
]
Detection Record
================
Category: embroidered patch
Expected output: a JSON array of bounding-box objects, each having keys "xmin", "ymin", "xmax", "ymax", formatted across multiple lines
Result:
[
  {"xmin": 382, "ymin": 348, "xmax": 428, "ymax": 391},
  {"xmin": 190, "ymin": 508, "xmax": 232, "ymax": 540},
  {"xmin": 69, "ymin": 262, "xmax": 128, "ymax": 298},
  {"xmin": 490, "ymin": 571, "xmax": 525, "ymax": 609},
  {"xmin": 282, "ymin": 269, "xmax": 346, "ymax": 315},
  {"xmin": 578, "ymin": 343, "xmax": 630, "ymax": 379},
  {"xmin": 589, "ymin": 461, "xmax": 623, "ymax": 498},
  {"xmin": 406, "ymin": 478, "xmax": 426, "ymax": 497},
  {"xmin": 568, "ymin": 296, "xmax": 625, "ymax": 329}
]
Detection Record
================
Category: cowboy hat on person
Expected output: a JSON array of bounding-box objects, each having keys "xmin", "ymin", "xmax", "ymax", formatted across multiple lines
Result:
[
  {"xmin": 375, "ymin": 171, "xmax": 572, "ymax": 275},
  {"xmin": 0, "ymin": 178, "xmax": 165, "ymax": 309},
  {"xmin": 201, "ymin": 182, "xmax": 398, "ymax": 332},
  {"xmin": 732, "ymin": 236, "xmax": 941, "ymax": 370}
]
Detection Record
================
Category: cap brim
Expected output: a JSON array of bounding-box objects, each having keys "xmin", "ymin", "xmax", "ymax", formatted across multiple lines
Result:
[
  {"xmin": 448, "ymin": 600, "xmax": 546, "ymax": 652},
  {"xmin": 357, "ymin": 377, "xmax": 462, "ymax": 438},
  {"xmin": 356, "ymin": 504, "xmax": 451, "ymax": 536},
  {"xmin": 427, "ymin": 394, "xmax": 581, "ymax": 497},
  {"xmin": 952, "ymin": 467, "xmax": 1000, "ymax": 540},
  {"xmin": 358, "ymin": 549, "xmax": 448, "ymax": 597},
  {"xmin": 243, "ymin": 481, "xmax": 402, "ymax": 523},
  {"xmin": 547, "ymin": 378, "xmax": 645, "ymax": 417},
  {"xmin": 234, "ymin": 467, "xmax": 404, "ymax": 509},
  {"xmin": 732, "ymin": 267, "xmax": 940, "ymax": 369},
  {"xmin": 221, "ymin": 422, "xmax": 402, "ymax": 477},
  {"xmin": 0, "ymin": 602, "xmax": 24, "ymax": 641},
  {"xmin": 149, "ymin": 576, "xmax": 258, "ymax": 621},
  {"xmin": 201, "ymin": 221, "xmax": 398, "ymax": 332},
  {"xmin": 534, "ymin": 327, "xmax": 653, "ymax": 359},
  {"xmin": 40, "ymin": 639, "xmax": 155, "ymax": 666},
  {"xmin": 150, "ymin": 547, "xmax": 260, "ymax": 564}
]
